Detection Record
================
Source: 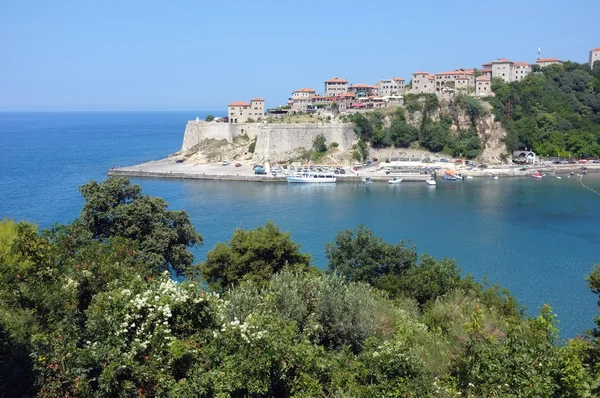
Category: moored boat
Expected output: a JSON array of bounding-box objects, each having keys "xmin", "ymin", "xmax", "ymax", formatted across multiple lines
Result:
[
  {"xmin": 286, "ymin": 172, "xmax": 336, "ymax": 183},
  {"xmin": 362, "ymin": 177, "xmax": 372, "ymax": 184},
  {"xmin": 388, "ymin": 177, "xmax": 402, "ymax": 184},
  {"xmin": 426, "ymin": 179, "xmax": 436, "ymax": 186},
  {"xmin": 532, "ymin": 173, "xmax": 542, "ymax": 179}
]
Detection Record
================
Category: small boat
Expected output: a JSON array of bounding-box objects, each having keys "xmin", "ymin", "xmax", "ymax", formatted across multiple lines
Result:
[
  {"xmin": 465, "ymin": 175, "xmax": 474, "ymax": 179},
  {"xmin": 426, "ymin": 179, "xmax": 436, "ymax": 186},
  {"xmin": 286, "ymin": 172, "xmax": 336, "ymax": 183},
  {"xmin": 388, "ymin": 177, "xmax": 402, "ymax": 184},
  {"xmin": 556, "ymin": 176, "xmax": 562, "ymax": 179},
  {"xmin": 362, "ymin": 177, "xmax": 372, "ymax": 184},
  {"xmin": 490, "ymin": 173, "xmax": 499, "ymax": 179},
  {"xmin": 532, "ymin": 173, "xmax": 542, "ymax": 179}
]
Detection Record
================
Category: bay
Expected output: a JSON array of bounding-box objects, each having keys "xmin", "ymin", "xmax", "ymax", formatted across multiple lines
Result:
[{"xmin": 1, "ymin": 111, "xmax": 599, "ymax": 340}]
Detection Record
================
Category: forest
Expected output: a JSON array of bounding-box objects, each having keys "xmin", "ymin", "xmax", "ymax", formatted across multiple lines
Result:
[{"xmin": 1, "ymin": 177, "xmax": 600, "ymax": 397}]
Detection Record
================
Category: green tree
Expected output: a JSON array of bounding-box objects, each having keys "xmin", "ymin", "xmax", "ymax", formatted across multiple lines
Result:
[
  {"xmin": 325, "ymin": 224, "xmax": 417, "ymax": 291},
  {"xmin": 313, "ymin": 134, "xmax": 327, "ymax": 152},
  {"xmin": 201, "ymin": 222, "xmax": 313, "ymax": 290},
  {"xmin": 205, "ymin": 115, "xmax": 215, "ymax": 122},
  {"xmin": 78, "ymin": 177, "xmax": 202, "ymax": 276}
]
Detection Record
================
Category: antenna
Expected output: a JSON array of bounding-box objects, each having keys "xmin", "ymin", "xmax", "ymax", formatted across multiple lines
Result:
[{"xmin": 537, "ymin": 47, "xmax": 541, "ymax": 60}]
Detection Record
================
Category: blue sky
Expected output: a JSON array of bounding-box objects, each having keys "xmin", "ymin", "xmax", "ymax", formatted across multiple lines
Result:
[{"xmin": 1, "ymin": 0, "xmax": 599, "ymax": 111}]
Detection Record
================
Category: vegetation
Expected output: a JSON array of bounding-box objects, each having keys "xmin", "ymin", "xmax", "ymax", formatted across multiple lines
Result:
[
  {"xmin": 487, "ymin": 61, "xmax": 600, "ymax": 157},
  {"xmin": 1, "ymin": 179, "xmax": 600, "ymax": 396},
  {"xmin": 205, "ymin": 115, "xmax": 214, "ymax": 122},
  {"xmin": 347, "ymin": 95, "xmax": 484, "ymax": 159},
  {"xmin": 312, "ymin": 134, "xmax": 327, "ymax": 152}
]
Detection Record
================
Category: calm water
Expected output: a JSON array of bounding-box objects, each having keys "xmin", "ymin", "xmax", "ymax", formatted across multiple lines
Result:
[{"xmin": 1, "ymin": 112, "xmax": 599, "ymax": 340}]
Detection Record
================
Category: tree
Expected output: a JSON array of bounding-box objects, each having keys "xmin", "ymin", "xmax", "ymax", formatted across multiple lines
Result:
[
  {"xmin": 205, "ymin": 115, "xmax": 215, "ymax": 122},
  {"xmin": 313, "ymin": 134, "xmax": 327, "ymax": 152},
  {"xmin": 420, "ymin": 122, "xmax": 449, "ymax": 152},
  {"xmin": 388, "ymin": 117, "xmax": 419, "ymax": 148},
  {"xmin": 325, "ymin": 224, "xmax": 417, "ymax": 291},
  {"xmin": 201, "ymin": 222, "xmax": 313, "ymax": 290},
  {"xmin": 78, "ymin": 177, "xmax": 202, "ymax": 276}
]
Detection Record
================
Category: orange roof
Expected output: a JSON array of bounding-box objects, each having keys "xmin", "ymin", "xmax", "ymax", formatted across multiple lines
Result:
[
  {"xmin": 428, "ymin": 75, "xmax": 435, "ymax": 80},
  {"xmin": 351, "ymin": 83, "xmax": 374, "ymax": 88},
  {"xmin": 593, "ymin": 47, "xmax": 600, "ymax": 51},
  {"xmin": 228, "ymin": 101, "xmax": 250, "ymax": 107},
  {"xmin": 482, "ymin": 62, "xmax": 492, "ymax": 66},
  {"xmin": 251, "ymin": 97, "xmax": 264, "ymax": 101},
  {"xmin": 481, "ymin": 68, "xmax": 492, "ymax": 72},
  {"xmin": 341, "ymin": 92, "xmax": 355, "ymax": 97},
  {"xmin": 437, "ymin": 70, "xmax": 469, "ymax": 76},
  {"xmin": 413, "ymin": 71, "xmax": 429, "ymax": 75},
  {"xmin": 392, "ymin": 77, "xmax": 405, "ymax": 81},
  {"xmin": 293, "ymin": 88, "xmax": 316, "ymax": 92},
  {"xmin": 513, "ymin": 62, "xmax": 529, "ymax": 66},
  {"xmin": 326, "ymin": 77, "xmax": 348, "ymax": 83},
  {"xmin": 536, "ymin": 58, "xmax": 562, "ymax": 63}
]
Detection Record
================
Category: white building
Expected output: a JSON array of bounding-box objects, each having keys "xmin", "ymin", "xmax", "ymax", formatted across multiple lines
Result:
[{"xmin": 589, "ymin": 47, "xmax": 600, "ymax": 68}]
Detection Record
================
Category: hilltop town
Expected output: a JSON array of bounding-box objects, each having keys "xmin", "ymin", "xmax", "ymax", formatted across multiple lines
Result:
[{"xmin": 225, "ymin": 47, "xmax": 600, "ymax": 123}]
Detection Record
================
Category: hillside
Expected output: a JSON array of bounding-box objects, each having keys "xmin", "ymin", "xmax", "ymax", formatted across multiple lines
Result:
[{"xmin": 487, "ymin": 61, "xmax": 600, "ymax": 158}]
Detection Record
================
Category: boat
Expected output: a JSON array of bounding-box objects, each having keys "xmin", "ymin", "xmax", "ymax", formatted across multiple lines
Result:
[
  {"xmin": 362, "ymin": 177, "xmax": 372, "ymax": 184},
  {"xmin": 388, "ymin": 177, "xmax": 402, "ymax": 184},
  {"xmin": 532, "ymin": 173, "xmax": 542, "ymax": 179},
  {"xmin": 222, "ymin": 160, "xmax": 230, "ymax": 166},
  {"xmin": 442, "ymin": 170, "xmax": 457, "ymax": 180},
  {"xmin": 286, "ymin": 172, "xmax": 336, "ymax": 183},
  {"xmin": 556, "ymin": 176, "xmax": 562, "ymax": 179},
  {"xmin": 489, "ymin": 173, "xmax": 498, "ymax": 179},
  {"xmin": 465, "ymin": 175, "xmax": 474, "ymax": 179},
  {"xmin": 426, "ymin": 179, "xmax": 436, "ymax": 186}
]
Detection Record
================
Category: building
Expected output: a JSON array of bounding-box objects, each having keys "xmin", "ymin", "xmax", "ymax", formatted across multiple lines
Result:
[
  {"xmin": 590, "ymin": 47, "xmax": 600, "ymax": 68},
  {"xmin": 536, "ymin": 58, "xmax": 562, "ymax": 68},
  {"xmin": 512, "ymin": 150, "xmax": 536, "ymax": 164},
  {"xmin": 411, "ymin": 72, "xmax": 435, "ymax": 94},
  {"xmin": 227, "ymin": 98, "xmax": 265, "ymax": 123},
  {"xmin": 290, "ymin": 88, "xmax": 317, "ymax": 111},
  {"xmin": 512, "ymin": 62, "xmax": 531, "ymax": 81},
  {"xmin": 348, "ymin": 83, "xmax": 376, "ymax": 97},
  {"xmin": 376, "ymin": 78, "xmax": 405, "ymax": 96},
  {"xmin": 434, "ymin": 70, "xmax": 475, "ymax": 94},
  {"xmin": 324, "ymin": 77, "xmax": 348, "ymax": 97},
  {"xmin": 475, "ymin": 75, "xmax": 492, "ymax": 97}
]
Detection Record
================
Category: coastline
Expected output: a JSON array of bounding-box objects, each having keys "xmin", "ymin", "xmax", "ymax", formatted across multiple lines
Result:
[{"xmin": 108, "ymin": 158, "xmax": 600, "ymax": 183}]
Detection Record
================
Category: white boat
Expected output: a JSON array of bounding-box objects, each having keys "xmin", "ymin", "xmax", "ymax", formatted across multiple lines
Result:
[
  {"xmin": 532, "ymin": 173, "xmax": 542, "ymax": 179},
  {"xmin": 222, "ymin": 160, "xmax": 230, "ymax": 166},
  {"xmin": 556, "ymin": 176, "xmax": 562, "ymax": 179},
  {"xmin": 489, "ymin": 173, "xmax": 499, "ymax": 179},
  {"xmin": 426, "ymin": 179, "xmax": 436, "ymax": 186},
  {"xmin": 362, "ymin": 177, "xmax": 372, "ymax": 184},
  {"xmin": 286, "ymin": 172, "xmax": 336, "ymax": 183},
  {"xmin": 465, "ymin": 175, "xmax": 474, "ymax": 179},
  {"xmin": 388, "ymin": 177, "xmax": 402, "ymax": 184}
]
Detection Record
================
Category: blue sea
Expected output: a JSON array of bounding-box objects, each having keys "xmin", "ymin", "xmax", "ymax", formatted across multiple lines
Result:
[{"xmin": 1, "ymin": 111, "xmax": 599, "ymax": 340}]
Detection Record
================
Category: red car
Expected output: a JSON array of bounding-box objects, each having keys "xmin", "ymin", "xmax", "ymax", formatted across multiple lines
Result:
[{"xmin": 235, "ymin": 163, "xmax": 242, "ymax": 167}]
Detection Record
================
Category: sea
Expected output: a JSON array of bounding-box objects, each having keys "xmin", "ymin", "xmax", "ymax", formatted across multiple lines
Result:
[{"xmin": 1, "ymin": 111, "xmax": 599, "ymax": 340}]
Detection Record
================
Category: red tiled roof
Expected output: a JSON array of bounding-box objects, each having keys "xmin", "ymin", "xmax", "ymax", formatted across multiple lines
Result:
[
  {"xmin": 482, "ymin": 62, "xmax": 492, "ymax": 67},
  {"xmin": 477, "ymin": 76, "xmax": 491, "ymax": 81},
  {"xmin": 351, "ymin": 83, "xmax": 374, "ymax": 88},
  {"xmin": 228, "ymin": 101, "xmax": 250, "ymax": 107},
  {"xmin": 413, "ymin": 71, "xmax": 429, "ymax": 75},
  {"xmin": 513, "ymin": 62, "xmax": 529, "ymax": 67},
  {"xmin": 392, "ymin": 77, "xmax": 405, "ymax": 81},
  {"xmin": 326, "ymin": 77, "xmax": 348, "ymax": 83},
  {"xmin": 481, "ymin": 68, "xmax": 492, "ymax": 72},
  {"xmin": 427, "ymin": 75, "xmax": 435, "ymax": 80},
  {"xmin": 251, "ymin": 97, "xmax": 264, "ymax": 101},
  {"xmin": 536, "ymin": 58, "xmax": 562, "ymax": 63},
  {"xmin": 294, "ymin": 88, "xmax": 316, "ymax": 92},
  {"xmin": 437, "ymin": 70, "xmax": 468, "ymax": 76},
  {"xmin": 341, "ymin": 92, "xmax": 356, "ymax": 97},
  {"xmin": 593, "ymin": 47, "xmax": 600, "ymax": 51}
]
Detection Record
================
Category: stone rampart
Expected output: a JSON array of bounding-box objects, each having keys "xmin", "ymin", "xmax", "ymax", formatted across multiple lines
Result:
[{"xmin": 181, "ymin": 121, "xmax": 356, "ymax": 163}]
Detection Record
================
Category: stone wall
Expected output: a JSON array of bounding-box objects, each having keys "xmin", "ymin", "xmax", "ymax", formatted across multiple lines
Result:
[{"xmin": 181, "ymin": 121, "xmax": 356, "ymax": 163}]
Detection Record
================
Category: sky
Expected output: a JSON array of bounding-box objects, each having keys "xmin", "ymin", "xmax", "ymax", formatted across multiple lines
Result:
[{"xmin": 1, "ymin": 0, "xmax": 599, "ymax": 112}]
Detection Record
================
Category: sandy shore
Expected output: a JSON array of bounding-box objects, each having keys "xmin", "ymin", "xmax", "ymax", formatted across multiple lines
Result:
[{"xmin": 108, "ymin": 158, "xmax": 600, "ymax": 183}]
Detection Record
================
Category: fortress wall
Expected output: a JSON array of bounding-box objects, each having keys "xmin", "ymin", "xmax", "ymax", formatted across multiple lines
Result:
[{"xmin": 181, "ymin": 121, "xmax": 356, "ymax": 162}]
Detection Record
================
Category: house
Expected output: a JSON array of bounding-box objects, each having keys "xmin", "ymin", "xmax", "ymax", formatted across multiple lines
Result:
[
  {"xmin": 227, "ymin": 98, "xmax": 265, "ymax": 123},
  {"xmin": 590, "ymin": 47, "xmax": 600, "ymax": 68},
  {"xmin": 434, "ymin": 70, "xmax": 475, "ymax": 94},
  {"xmin": 536, "ymin": 58, "xmax": 562, "ymax": 67},
  {"xmin": 487, "ymin": 58, "xmax": 532, "ymax": 82},
  {"xmin": 512, "ymin": 62, "xmax": 531, "ymax": 81},
  {"xmin": 475, "ymin": 75, "xmax": 492, "ymax": 97},
  {"xmin": 410, "ymin": 72, "xmax": 435, "ymax": 94},
  {"xmin": 290, "ymin": 88, "xmax": 317, "ymax": 111},
  {"xmin": 349, "ymin": 83, "xmax": 376, "ymax": 97},
  {"xmin": 376, "ymin": 78, "xmax": 405, "ymax": 96},
  {"xmin": 324, "ymin": 77, "xmax": 348, "ymax": 97}
]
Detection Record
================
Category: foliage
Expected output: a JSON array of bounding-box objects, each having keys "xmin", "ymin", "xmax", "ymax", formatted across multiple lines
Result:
[
  {"xmin": 447, "ymin": 126, "xmax": 483, "ymax": 159},
  {"xmin": 312, "ymin": 134, "xmax": 327, "ymax": 152},
  {"xmin": 248, "ymin": 139, "xmax": 256, "ymax": 153},
  {"xmin": 200, "ymin": 221, "xmax": 313, "ymax": 291},
  {"xmin": 204, "ymin": 114, "xmax": 214, "ymax": 122},
  {"xmin": 486, "ymin": 61, "xmax": 600, "ymax": 156},
  {"xmin": 78, "ymin": 177, "xmax": 202, "ymax": 277}
]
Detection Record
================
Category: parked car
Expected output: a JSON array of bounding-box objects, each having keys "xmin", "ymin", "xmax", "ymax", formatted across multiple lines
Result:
[
  {"xmin": 235, "ymin": 163, "xmax": 242, "ymax": 167},
  {"xmin": 175, "ymin": 159, "xmax": 184, "ymax": 163},
  {"xmin": 440, "ymin": 158, "xmax": 449, "ymax": 163},
  {"xmin": 339, "ymin": 169, "xmax": 346, "ymax": 174}
]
